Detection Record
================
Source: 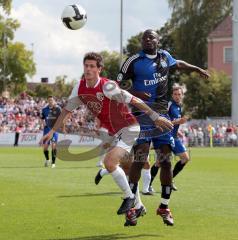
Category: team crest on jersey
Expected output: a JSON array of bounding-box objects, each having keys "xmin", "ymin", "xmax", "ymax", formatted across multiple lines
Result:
[
  {"xmin": 117, "ymin": 73, "xmax": 123, "ymax": 82},
  {"xmin": 96, "ymin": 92, "xmax": 104, "ymax": 101},
  {"xmin": 160, "ymin": 59, "xmax": 168, "ymax": 68}
]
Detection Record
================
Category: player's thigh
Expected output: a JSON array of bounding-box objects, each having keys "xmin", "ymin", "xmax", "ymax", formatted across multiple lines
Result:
[
  {"xmin": 114, "ymin": 124, "xmax": 140, "ymax": 153},
  {"xmin": 104, "ymin": 146, "xmax": 129, "ymax": 170}
]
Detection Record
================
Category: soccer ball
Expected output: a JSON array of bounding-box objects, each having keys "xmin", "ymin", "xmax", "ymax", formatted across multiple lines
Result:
[{"xmin": 61, "ymin": 4, "xmax": 87, "ymax": 30}]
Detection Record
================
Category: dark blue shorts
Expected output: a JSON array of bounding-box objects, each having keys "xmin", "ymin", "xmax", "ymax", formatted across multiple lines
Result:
[
  {"xmin": 136, "ymin": 114, "xmax": 175, "ymax": 149},
  {"xmin": 43, "ymin": 127, "xmax": 58, "ymax": 145},
  {"xmin": 172, "ymin": 138, "xmax": 186, "ymax": 155}
]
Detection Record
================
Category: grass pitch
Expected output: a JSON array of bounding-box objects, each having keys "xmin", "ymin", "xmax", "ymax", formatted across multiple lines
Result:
[{"xmin": 0, "ymin": 147, "xmax": 238, "ymax": 240}]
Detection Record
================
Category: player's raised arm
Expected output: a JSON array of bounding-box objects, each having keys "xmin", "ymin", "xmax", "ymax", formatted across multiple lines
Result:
[
  {"xmin": 176, "ymin": 60, "xmax": 210, "ymax": 78},
  {"xmin": 102, "ymin": 81, "xmax": 173, "ymax": 131}
]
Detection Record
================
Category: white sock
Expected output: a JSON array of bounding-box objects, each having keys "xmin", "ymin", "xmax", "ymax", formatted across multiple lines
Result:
[
  {"xmin": 135, "ymin": 182, "xmax": 143, "ymax": 209},
  {"xmin": 111, "ymin": 166, "xmax": 134, "ymax": 199},
  {"xmin": 161, "ymin": 198, "xmax": 170, "ymax": 206},
  {"xmin": 100, "ymin": 168, "xmax": 109, "ymax": 177},
  {"xmin": 142, "ymin": 169, "xmax": 151, "ymax": 193},
  {"xmin": 97, "ymin": 152, "xmax": 105, "ymax": 165}
]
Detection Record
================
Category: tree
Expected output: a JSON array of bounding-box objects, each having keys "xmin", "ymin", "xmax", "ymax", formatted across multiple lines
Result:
[
  {"xmin": 54, "ymin": 75, "xmax": 74, "ymax": 98},
  {"xmin": 35, "ymin": 84, "xmax": 53, "ymax": 98},
  {"xmin": 0, "ymin": 2, "xmax": 36, "ymax": 95},
  {"xmin": 0, "ymin": 0, "xmax": 12, "ymax": 13},
  {"xmin": 125, "ymin": 33, "xmax": 143, "ymax": 56},
  {"xmin": 180, "ymin": 70, "xmax": 231, "ymax": 118},
  {"xmin": 168, "ymin": 0, "xmax": 232, "ymax": 68},
  {"xmin": 100, "ymin": 51, "xmax": 121, "ymax": 80},
  {"xmin": 4, "ymin": 42, "xmax": 35, "ymax": 94}
]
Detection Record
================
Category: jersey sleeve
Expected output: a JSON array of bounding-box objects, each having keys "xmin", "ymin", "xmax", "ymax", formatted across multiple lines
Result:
[
  {"xmin": 68, "ymin": 80, "xmax": 80, "ymax": 100},
  {"xmin": 103, "ymin": 81, "xmax": 133, "ymax": 103},
  {"xmin": 65, "ymin": 80, "xmax": 82, "ymax": 112},
  {"xmin": 40, "ymin": 109, "xmax": 45, "ymax": 119},
  {"xmin": 168, "ymin": 101, "xmax": 174, "ymax": 119},
  {"xmin": 163, "ymin": 50, "xmax": 177, "ymax": 67},
  {"xmin": 116, "ymin": 54, "xmax": 139, "ymax": 89}
]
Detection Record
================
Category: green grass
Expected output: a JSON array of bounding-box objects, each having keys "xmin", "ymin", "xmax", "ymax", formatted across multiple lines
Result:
[{"xmin": 0, "ymin": 147, "xmax": 238, "ymax": 240}]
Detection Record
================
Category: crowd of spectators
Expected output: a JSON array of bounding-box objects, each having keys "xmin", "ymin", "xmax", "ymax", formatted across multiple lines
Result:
[
  {"xmin": 0, "ymin": 95, "xmax": 237, "ymax": 147},
  {"xmin": 0, "ymin": 95, "xmax": 97, "ymax": 135},
  {"xmin": 180, "ymin": 121, "xmax": 238, "ymax": 147}
]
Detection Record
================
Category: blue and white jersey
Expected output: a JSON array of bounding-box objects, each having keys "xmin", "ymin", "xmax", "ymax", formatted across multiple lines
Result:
[
  {"xmin": 41, "ymin": 105, "xmax": 61, "ymax": 129},
  {"xmin": 117, "ymin": 49, "xmax": 177, "ymax": 112},
  {"xmin": 168, "ymin": 100, "xmax": 182, "ymax": 138}
]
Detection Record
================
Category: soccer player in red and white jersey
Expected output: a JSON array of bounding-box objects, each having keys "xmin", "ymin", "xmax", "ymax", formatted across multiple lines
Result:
[{"xmin": 40, "ymin": 52, "xmax": 173, "ymax": 219}]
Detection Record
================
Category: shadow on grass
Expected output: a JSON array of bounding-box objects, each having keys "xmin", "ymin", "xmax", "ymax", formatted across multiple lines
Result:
[
  {"xmin": 58, "ymin": 192, "xmax": 121, "ymax": 198},
  {"xmin": 48, "ymin": 233, "xmax": 161, "ymax": 240}
]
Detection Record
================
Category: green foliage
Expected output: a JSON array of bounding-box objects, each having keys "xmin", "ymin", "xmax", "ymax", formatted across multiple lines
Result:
[
  {"xmin": 181, "ymin": 70, "xmax": 231, "ymax": 118},
  {"xmin": 0, "ymin": 4, "xmax": 36, "ymax": 95},
  {"xmin": 168, "ymin": 0, "xmax": 232, "ymax": 67},
  {"xmin": 125, "ymin": 33, "xmax": 143, "ymax": 56},
  {"xmin": 54, "ymin": 75, "xmax": 74, "ymax": 98},
  {"xmin": 25, "ymin": 89, "xmax": 36, "ymax": 97},
  {"xmin": 0, "ymin": 0, "xmax": 12, "ymax": 14},
  {"xmin": 35, "ymin": 84, "xmax": 53, "ymax": 98},
  {"xmin": 100, "ymin": 51, "xmax": 121, "ymax": 80}
]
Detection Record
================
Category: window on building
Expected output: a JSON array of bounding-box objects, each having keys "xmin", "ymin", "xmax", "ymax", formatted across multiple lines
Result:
[{"xmin": 224, "ymin": 47, "xmax": 232, "ymax": 63}]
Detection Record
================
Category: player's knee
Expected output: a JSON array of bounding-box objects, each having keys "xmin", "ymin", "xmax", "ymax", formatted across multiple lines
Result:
[
  {"xmin": 181, "ymin": 156, "xmax": 190, "ymax": 164},
  {"xmin": 134, "ymin": 143, "xmax": 150, "ymax": 164},
  {"xmin": 103, "ymin": 158, "xmax": 117, "ymax": 173},
  {"xmin": 158, "ymin": 152, "xmax": 172, "ymax": 170},
  {"xmin": 143, "ymin": 161, "xmax": 150, "ymax": 169},
  {"xmin": 160, "ymin": 159, "xmax": 172, "ymax": 170}
]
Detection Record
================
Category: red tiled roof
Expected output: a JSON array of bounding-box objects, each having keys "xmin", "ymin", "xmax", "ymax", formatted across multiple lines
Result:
[{"xmin": 208, "ymin": 15, "xmax": 232, "ymax": 38}]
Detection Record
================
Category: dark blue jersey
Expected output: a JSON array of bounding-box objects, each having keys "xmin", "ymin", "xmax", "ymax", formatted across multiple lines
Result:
[
  {"xmin": 117, "ymin": 49, "xmax": 177, "ymax": 112},
  {"xmin": 168, "ymin": 100, "xmax": 182, "ymax": 138},
  {"xmin": 41, "ymin": 105, "xmax": 61, "ymax": 129}
]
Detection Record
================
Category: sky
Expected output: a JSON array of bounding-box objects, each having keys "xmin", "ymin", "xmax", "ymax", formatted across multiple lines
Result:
[{"xmin": 11, "ymin": 0, "xmax": 171, "ymax": 83}]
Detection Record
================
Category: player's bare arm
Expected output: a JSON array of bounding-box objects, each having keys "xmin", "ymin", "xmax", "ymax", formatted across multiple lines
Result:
[
  {"xmin": 103, "ymin": 81, "xmax": 173, "ymax": 131},
  {"xmin": 172, "ymin": 116, "xmax": 188, "ymax": 125},
  {"xmin": 176, "ymin": 60, "xmax": 210, "ymax": 78},
  {"xmin": 130, "ymin": 96, "xmax": 173, "ymax": 131},
  {"xmin": 39, "ymin": 109, "xmax": 71, "ymax": 145}
]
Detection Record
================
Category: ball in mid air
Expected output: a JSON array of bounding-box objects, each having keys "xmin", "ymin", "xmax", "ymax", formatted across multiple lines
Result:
[{"xmin": 61, "ymin": 4, "xmax": 87, "ymax": 30}]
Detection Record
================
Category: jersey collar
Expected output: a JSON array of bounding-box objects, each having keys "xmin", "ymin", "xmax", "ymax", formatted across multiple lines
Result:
[
  {"xmin": 85, "ymin": 77, "xmax": 100, "ymax": 88},
  {"xmin": 139, "ymin": 50, "xmax": 162, "ymax": 58}
]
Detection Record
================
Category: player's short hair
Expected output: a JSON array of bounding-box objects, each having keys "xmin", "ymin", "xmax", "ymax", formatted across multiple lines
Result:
[
  {"xmin": 47, "ymin": 95, "xmax": 54, "ymax": 99},
  {"xmin": 172, "ymin": 83, "xmax": 186, "ymax": 94},
  {"xmin": 83, "ymin": 52, "xmax": 104, "ymax": 68},
  {"xmin": 142, "ymin": 29, "xmax": 159, "ymax": 40}
]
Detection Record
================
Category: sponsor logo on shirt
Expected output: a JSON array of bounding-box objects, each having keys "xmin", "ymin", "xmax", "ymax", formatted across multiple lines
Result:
[{"xmin": 144, "ymin": 75, "xmax": 167, "ymax": 86}]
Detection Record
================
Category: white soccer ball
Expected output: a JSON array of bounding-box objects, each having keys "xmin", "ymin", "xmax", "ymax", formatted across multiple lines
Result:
[{"xmin": 61, "ymin": 4, "xmax": 87, "ymax": 30}]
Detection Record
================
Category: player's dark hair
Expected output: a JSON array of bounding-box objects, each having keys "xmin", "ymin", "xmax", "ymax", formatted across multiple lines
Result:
[
  {"xmin": 142, "ymin": 29, "xmax": 159, "ymax": 40},
  {"xmin": 83, "ymin": 52, "xmax": 104, "ymax": 68},
  {"xmin": 47, "ymin": 96, "xmax": 54, "ymax": 99}
]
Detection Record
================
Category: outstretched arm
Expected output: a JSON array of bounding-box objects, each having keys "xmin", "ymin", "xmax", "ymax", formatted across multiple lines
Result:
[
  {"xmin": 103, "ymin": 81, "xmax": 173, "ymax": 131},
  {"xmin": 176, "ymin": 60, "xmax": 210, "ymax": 78},
  {"xmin": 130, "ymin": 96, "xmax": 173, "ymax": 131}
]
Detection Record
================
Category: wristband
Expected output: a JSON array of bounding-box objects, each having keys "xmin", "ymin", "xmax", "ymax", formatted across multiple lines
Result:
[{"xmin": 149, "ymin": 111, "xmax": 160, "ymax": 121}]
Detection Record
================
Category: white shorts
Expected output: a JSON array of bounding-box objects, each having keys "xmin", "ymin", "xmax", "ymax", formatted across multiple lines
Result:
[
  {"xmin": 98, "ymin": 124, "xmax": 140, "ymax": 153},
  {"xmin": 111, "ymin": 124, "xmax": 140, "ymax": 153}
]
